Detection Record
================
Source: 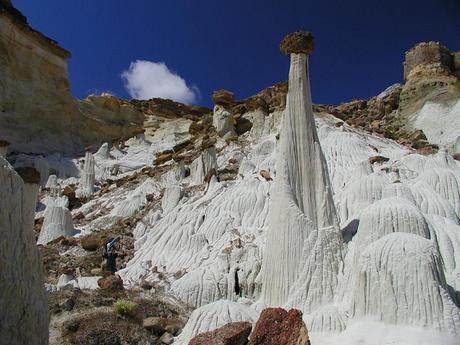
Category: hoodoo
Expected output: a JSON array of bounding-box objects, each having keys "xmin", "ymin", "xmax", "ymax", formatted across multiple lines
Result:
[
  {"xmin": 76, "ymin": 150, "xmax": 96, "ymax": 198},
  {"xmin": 212, "ymin": 89, "xmax": 237, "ymax": 139},
  {"xmin": 259, "ymin": 32, "xmax": 342, "ymax": 310},
  {"xmin": 0, "ymin": 160, "xmax": 49, "ymax": 344}
]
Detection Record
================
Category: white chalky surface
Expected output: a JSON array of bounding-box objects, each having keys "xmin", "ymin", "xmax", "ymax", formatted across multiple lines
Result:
[
  {"xmin": 0, "ymin": 157, "xmax": 49, "ymax": 345},
  {"xmin": 37, "ymin": 205, "xmax": 75, "ymax": 245},
  {"xmin": 175, "ymin": 300, "xmax": 259, "ymax": 345}
]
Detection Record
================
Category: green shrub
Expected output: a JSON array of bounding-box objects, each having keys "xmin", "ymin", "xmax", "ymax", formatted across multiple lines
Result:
[{"xmin": 114, "ymin": 299, "xmax": 137, "ymax": 317}]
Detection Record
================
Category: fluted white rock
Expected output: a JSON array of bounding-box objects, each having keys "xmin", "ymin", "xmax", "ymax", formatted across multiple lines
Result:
[
  {"xmin": 76, "ymin": 151, "xmax": 96, "ymax": 198},
  {"xmin": 189, "ymin": 146, "xmax": 217, "ymax": 185},
  {"xmin": 37, "ymin": 205, "xmax": 74, "ymax": 245},
  {"xmin": 351, "ymin": 233, "xmax": 460, "ymax": 334},
  {"xmin": 162, "ymin": 185, "xmax": 184, "ymax": 214},
  {"xmin": 259, "ymin": 36, "xmax": 342, "ymax": 311},
  {"xmin": 213, "ymin": 105, "xmax": 237, "ymax": 139},
  {"xmin": 175, "ymin": 300, "xmax": 259, "ymax": 345},
  {"xmin": 0, "ymin": 158, "xmax": 49, "ymax": 345}
]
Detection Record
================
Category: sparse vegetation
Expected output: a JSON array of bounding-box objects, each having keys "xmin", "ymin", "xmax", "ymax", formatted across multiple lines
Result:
[{"xmin": 114, "ymin": 299, "xmax": 137, "ymax": 317}]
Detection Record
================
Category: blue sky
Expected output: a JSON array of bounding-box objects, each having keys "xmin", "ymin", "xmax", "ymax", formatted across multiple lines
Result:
[{"xmin": 14, "ymin": 0, "xmax": 460, "ymax": 107}]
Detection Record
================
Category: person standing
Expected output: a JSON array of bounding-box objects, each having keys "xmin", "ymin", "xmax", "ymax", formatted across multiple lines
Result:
[{"xmin": 102, "ymin": 237, "xmax": 120, "ymax": 273}]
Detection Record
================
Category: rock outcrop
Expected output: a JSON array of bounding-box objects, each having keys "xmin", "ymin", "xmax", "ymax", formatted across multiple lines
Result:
[
  {"xmin": 0, "ymin": 2, "xmax": 145, "ymax": 154},
  {"xmin": 403, "ymin": 41, "xmax": 458, "ymax": 80},
  {"xmin": 259, "ymin": 32, "xmax": 342, "ymax": 311},
  {"xmin": 399, "ymin": 42, "xmax": 460, "ymax": 115},
  {"xmin": 189, "ymin": 322, "xmax": 252, "ymax": 345},
  {"xmin": 0, "ymin": 158, "xmax": 49, "ymax": 344},
  {"xmin": 248, "ymin": 308, "xmax": 310, "ymax": 345}
]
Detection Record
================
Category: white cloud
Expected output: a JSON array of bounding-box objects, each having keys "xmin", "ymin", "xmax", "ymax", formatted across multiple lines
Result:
[{"xmin": 121, "ymin": 60, "xmax": 199, "ymax": 104}]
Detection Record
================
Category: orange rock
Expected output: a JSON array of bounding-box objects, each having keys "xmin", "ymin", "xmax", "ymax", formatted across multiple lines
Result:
[
  {"xmin": 248, "ymin": 308, "xmax": 310, "ymax": 345},
  {"xmin": 189, "ymin": 321, "xmax": 252, "ymax": 345}
]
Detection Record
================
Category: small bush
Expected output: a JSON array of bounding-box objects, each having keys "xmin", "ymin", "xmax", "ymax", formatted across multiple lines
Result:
[{"xmin": 114, "ymin": 299, "xmax": 137, "ymax": 317}]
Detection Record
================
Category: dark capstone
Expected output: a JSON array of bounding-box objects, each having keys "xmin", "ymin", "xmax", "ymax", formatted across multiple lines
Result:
[
  {"xmin": 212, "ymin": 89, "xmax": 236, "ymax": 106},
  {"xmin": 15, "ymin": 166, "xmax": 41, "ymax": 184},
  {"xmin": 280, "ymin": 31, "xmax": 314, "ymax": 55}
]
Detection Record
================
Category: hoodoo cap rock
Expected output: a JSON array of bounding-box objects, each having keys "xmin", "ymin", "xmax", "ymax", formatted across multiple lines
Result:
[
  {"xmin": 280, "ymin": 31, "xmax": 314, "ymax": 55},
  {"xmin": 15, "ymin": 167, "xmax": 41, "ymax": 184}
]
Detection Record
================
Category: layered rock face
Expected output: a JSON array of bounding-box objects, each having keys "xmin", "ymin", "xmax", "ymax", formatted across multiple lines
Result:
[
  {"xmin": 0, "ymin": 158, "xmax": 48, "ymax": 344},
  {"xmin": 403, "ymin": 41, "xmax": 459, "ymax": 80},
  {"xmin": 259, "ymin": 32, "xmax": 342, "ymax": 309},
  {"xmin": 399, "ymin": 42, "xmax": 460, "ymax": 152},
  {"xmin": 0, "ymin": 2, "xmax": 145, "ymax": 154},
  {"xmin": 0, "ymin": 1, "xmax": 79, "ymax": 153}
]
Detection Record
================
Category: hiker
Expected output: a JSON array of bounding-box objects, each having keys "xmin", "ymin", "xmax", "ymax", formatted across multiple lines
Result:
[{"xmin": 102, "ymin": 237, "xmax": 120, "ymax": 273}]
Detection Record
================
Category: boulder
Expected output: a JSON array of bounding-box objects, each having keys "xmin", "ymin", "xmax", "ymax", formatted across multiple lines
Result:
[
  {"xmin": 212, "ymin": 89, "xmax": 235, "ymax": 107},
  {"xmin": 160, "ymin": 332, "xmax": 174, "ymax": 344},
  {"xmin": 97, "ymin": 274, "xmax": 124, "ymax": 291},
  {"xmin": 63, "ymin": 185, "xmax": 82, "ymax": 210},
  {"xmin": 248, "ymin": 308, "xmax": 310, "ymax": 345},
  {"xmin": 143, "ymin": 317, "xmax": 183, "ymax": 336},
  {"xmin": 280, "ymin": 31, "xmax": 314, "ymax": 55},
  {"xmin": 81, "ymin": 235, "xmax": 101, "ymax": 251},
  {"xmin": 189, "ymin": 321, "xmax": 252, "ymax": 345}
]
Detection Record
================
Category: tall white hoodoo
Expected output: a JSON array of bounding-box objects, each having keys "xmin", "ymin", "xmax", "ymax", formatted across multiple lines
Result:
[
  {"xmin": 76, "ymin": 151, "xmax": 96, "ymax": 198},
  {"xmin": 0, "ymin": 162, "xmax": 49, "ymax": 344},
  {"xmin": 259, "ymin": 32, "xmax": 342, "ymax": 311}
]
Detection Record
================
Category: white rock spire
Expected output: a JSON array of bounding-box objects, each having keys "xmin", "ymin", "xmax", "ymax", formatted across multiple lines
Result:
[
  {"xmin": 259, "ymin": 32, "xmax": 342, "ymax": 310},
  {"xmin": 76, "ymin": 150, "xmax": 96, "ymax": 198},
  {"xmin": 1, "ymin": 161, "xmax": 49, "ymax": 344}
]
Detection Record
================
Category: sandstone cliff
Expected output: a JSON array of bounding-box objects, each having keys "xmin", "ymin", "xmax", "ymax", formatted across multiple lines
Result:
[{"xmin": 0, "ymin": 2, "xmax": 146, "ymax": 154}]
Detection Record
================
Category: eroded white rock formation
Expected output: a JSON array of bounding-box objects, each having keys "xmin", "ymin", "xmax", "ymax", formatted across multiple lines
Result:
[
  {"xmin": 0, "ymin": 160, "xmax": 49, "ymax": 344},
  {"xmin": 76, "ymin": 151, "xmax": 96, "ymax": 198},
  {"xmin": 189, "ymin": 146, "xmax": 218, "ymax": 185},
  {"xmin": 351, "ymin": 233, "xmax": 460, "ymax": 333},
  {"xmin": 176, "ymin": 300, "xmax": 259, "ymax": 345},
  {"xmin": 259, "ymin": 32, "xmax": 342, "ymax": 312},
  {"xmin": 213, "ymin": 105, "xmax": 237, "ymax": 139},
  {"xmin": 37, "ymin": 205, "xmax": 74, "ymax": 245},
  {"xmin": 162, "ymin": 185, "xmax": 184, "ymax": 214}
]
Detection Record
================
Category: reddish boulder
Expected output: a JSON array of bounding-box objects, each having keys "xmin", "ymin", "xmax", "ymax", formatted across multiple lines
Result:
[
  {"xmin": 189, "ymin": 322, "xmax": 252, "ymax": 345},
  {"xmin": 97, "ymin": 274, "xmax": 124, "ymax": 291},
  {"xmin": 248, "ymin": 308, "xmax": 310, "ymax": 345}
]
